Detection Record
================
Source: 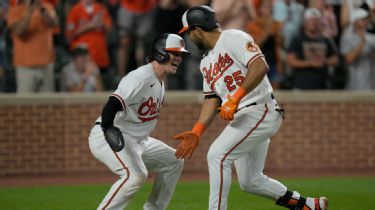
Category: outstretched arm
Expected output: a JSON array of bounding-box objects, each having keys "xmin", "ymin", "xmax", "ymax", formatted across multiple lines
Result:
[
  {"xmin": 195, "ymin": 96, "xmax": 221, "ymax": 128},
  {"xmin": 175, "ymin": 97, "xmax": 221, "ymax": 159}
]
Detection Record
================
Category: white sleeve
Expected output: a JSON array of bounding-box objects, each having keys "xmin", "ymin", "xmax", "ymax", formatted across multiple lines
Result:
[
  {"xmin": 224, "ymin": 31, "xmax": 265, "ymax": 69},
  {"xmin": 112, "ymin": 75, "xmax": 142, "ymax": 110},
  {"xmin": 203, "ymin": 78, "xmax": 215, "ymax": 96}
]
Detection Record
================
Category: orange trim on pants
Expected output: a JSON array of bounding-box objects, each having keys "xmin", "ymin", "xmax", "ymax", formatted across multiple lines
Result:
[
  {"xmin": 218, "ymin": 104, "xmax": 269, "ymax": 210},
  {"xmin": 102, "ymin": 151, "xmax": 130, "ymax": 210}
]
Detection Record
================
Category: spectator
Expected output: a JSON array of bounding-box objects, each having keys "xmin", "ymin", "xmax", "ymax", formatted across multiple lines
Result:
[
  {"xmin": 7, "ymin": 0, "xmax": 59, "ymax": 93},
  {"xmin": 287, "ymin": 8, "xmax": 339, "ymax": 89},
  {"xmin": 340, "ymin": 0, "xmax": 366, "ymax": 29},
  {"xmin": 246, "ymin": 0, "xmax": 284, "ymax": 89},
  {"xmin": 60, "ymin": 44, "xmax": 103, "ymax": 92},
  {"xmin": 313, "ymin": 0, "xmax": 339, "ymax": 39},
  {"xmin": 9, "ymin": 0, "xmax": 59, "ymax": 7},
  {"xmin": 117, "ymin": 0, "xmax": 157, "ymax": 76},
  {"xmin": 212, "ymin": 0, "xmax": 256, "ymax": 31},
  {"xmin": 272, "ymin": 0, "xmax": 305, "ymax": 89},
  {"xmin": 66, "ymin": 0, "xmax": 113, "ymax": 89},
  {"xmin": 340, "ymin": 8, "xmax": 375, "ymax": 90},
  {"xmin": 274, "ymin": 0, "xmax": 305, "ymax": 49}
]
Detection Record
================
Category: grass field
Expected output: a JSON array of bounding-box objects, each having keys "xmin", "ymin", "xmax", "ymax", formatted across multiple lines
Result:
[{"xmin": 0, "ymin": 177, "xmax": 374, "ymax": 210}]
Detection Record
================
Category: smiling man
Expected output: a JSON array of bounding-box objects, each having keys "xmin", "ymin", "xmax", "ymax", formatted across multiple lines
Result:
[{"xmin": 88, "ymin": 33, "xmax": 189, "ymax": 210}]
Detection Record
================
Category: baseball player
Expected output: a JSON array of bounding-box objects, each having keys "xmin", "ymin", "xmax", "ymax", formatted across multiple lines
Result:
[
  {"xmin": 174, "ymin": 5, "xmax": 329, "ymax": 210},
  {"xmin": 88, "ymin": 33, "xmax": 188, "ymax": 210}
]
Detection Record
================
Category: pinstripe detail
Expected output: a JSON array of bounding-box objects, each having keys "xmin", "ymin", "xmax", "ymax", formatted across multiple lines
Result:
[
  {"xmin": 217, "ymin": 104, "xmax": 269, "ymax": 210},
  {"xmin": 102, "ymin": 151, "xmax": 130, "ymax": 210},
  {"xmin": 246, "ymin": 53, "xmax": 264, "ymax": 69}
]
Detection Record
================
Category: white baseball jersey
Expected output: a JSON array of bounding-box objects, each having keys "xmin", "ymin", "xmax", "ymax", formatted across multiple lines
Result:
[
  {"xmin": 97, "ymin": 63, "xmax": 165, "ymax": 138},
  {"xmin": 201, "ymin": 30, "xmax": 289, "ymax": 210},
  {"xmin": 200, "ymin": 29, "xmax": 273, "ymax": 107},
  {"xmin": 89, "ymin": 63, "xmax": 183, "ymax": 210}
]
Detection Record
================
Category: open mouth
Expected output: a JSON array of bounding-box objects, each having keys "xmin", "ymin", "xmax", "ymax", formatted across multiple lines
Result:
[{"xmin": 171, "ymin": 61, "xmax": 180, "ymax": 68}]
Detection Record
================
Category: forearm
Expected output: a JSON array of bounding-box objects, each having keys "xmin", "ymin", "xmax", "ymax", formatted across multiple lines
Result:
[
  {"xmin": 255, "ymin": 32, "xmax": 271, "ymax": 48},
  {"xmin": 12, "ymin": 12, "xmax": 33, "ymax": 38},
  {"xmin": 192, "ymin": 97, "xmax": 220, "ymax": 136},
  {"xmin": 41, "ymin": 11, "xmax": 59, "ymax": 27},
  {"xmin": 69, "ymin": 24, "xmax": 94, "ymax": 40},
  {"xmin": 95, "ymin": 75, "xmax": 104, "ymax": 91},
  {"xmin": 68, "ymin": 83, "xmax": 85, "ymax": 92},
  {"xmin": 197, "ymin": 98, "xmax": 220, "ymax": 126},
  {"xmin": 340, "ymin": 0, "xmax": 349, "ymax": 28},
  {"xmin": 326, "ymin": 55, "xmax": 339, "ymax": 66},
  {"xmin": 287, "ymin": 54, "xmax": 312, "ymax": 69},
  {"xmin": 344, "ymin": 42, "xmax": 365, "ymax": 64}
]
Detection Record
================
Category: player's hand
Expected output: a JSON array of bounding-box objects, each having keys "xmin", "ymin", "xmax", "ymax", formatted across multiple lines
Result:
[
  {"xmin": 219, "ymin": 95, "xmax": 240, "ymax": 121},
  {"xmin": 103, "ymin": 126, "xmax": 125, "ymax": 152},
  {"xmin": 174, "ymin": 131, "xmax": 200, "ymax": 159}
]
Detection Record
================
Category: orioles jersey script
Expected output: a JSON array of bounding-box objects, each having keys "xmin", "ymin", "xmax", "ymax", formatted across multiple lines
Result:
[
  {"xmin": 201, "ymin": 29, "xmax": 273, "ymax": 107},
  {"xmin": 97, "ymin": 63, "xmax": 164, "ymax": 138}
]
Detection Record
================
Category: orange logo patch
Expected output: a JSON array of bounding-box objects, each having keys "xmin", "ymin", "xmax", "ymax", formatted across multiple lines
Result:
[{"xmin": 246, "ymin": 42, "xmax": 260, "ymax": 52}]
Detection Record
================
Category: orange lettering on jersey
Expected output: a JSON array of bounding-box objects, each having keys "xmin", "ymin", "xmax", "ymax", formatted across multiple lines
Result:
[
  {"xmin": 202, "ymin": 53, "xmax": 234, "ymax": 91},
  {"xmin": 138, "ymin": 97, "xmax": 160, "ymax": 122}
]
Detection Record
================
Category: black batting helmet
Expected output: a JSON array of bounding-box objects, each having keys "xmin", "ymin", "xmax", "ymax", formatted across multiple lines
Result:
[
  {"xmin": 178, "ymin": 5, "xmax": 219, "ymax": 34},
  {"xmin": 149, "ymin": 33, "xmax": 189, "ymax": 63}
]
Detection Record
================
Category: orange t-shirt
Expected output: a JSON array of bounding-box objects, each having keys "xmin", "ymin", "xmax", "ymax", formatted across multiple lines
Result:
[
  {"xmin": 6, "ymin": 3, "xmax": 56, "ymax": 67},
  {"xmin": 9, "ymin": 0, "xmax": 59, "ymax": 7},
  {"xmin": 120, "ymin": 0, "xmax": 157, "ymax": 13},
  {"xmin": 66, "ymin": 3, "xmax": 112, "ymax": 68}
]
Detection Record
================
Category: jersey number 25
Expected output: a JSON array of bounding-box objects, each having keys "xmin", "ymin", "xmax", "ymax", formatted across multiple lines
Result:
[{"xmin": 224, "ymin": 70, "xmax": 244, "ymax": 92}]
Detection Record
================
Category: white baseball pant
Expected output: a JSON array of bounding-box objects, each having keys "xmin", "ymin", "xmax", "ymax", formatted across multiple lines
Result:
[
  {"xmin": 88, "ymin": 125, "xmax": 184, "ymax": 210},
  {"xmin": 208, "ymin": 102, "xmax": 288, "ymax": 210}
]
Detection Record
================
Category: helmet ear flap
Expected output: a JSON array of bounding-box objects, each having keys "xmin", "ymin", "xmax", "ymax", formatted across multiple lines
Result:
[
  {"xmin": 150, "ymin": 33, "xmax": 188, "ymax": 63},
  {"xmin": 151, "ymin": 33, "xmax": 170, "ymax": 64},
  {"xmin": 154, "ymin": 50, "xmax": 169, "ymax": 64}
]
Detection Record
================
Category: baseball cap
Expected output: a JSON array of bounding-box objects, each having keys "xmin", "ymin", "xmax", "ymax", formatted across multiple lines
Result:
[
  {"xmin": 351, "ymin": 8, "xmax": 369, "ymax": 23},
  {"xmin": 304, "ymin": 8, "xmax": 322, "ymax": 20},
  {"xmin": 178, "ymin": 5, "xmax": 219, "ymax": 34},
  {"xmin": 72, "ymin": 44, "xmax": 89, "ymax": 57},
  {"xmin": 366, "ymin": 0, "xmax": 374, "ymax": 9}
]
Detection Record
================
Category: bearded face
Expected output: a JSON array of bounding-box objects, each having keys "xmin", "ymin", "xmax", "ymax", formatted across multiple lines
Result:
[{"xmin": 188, "ymin": 28, "xmax": 209, "ymax": 50}]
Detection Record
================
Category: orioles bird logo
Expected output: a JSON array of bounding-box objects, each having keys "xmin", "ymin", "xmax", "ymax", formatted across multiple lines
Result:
[{"xmin": 246, "ymin": 41, "xmax": 260, "ymax": 52}]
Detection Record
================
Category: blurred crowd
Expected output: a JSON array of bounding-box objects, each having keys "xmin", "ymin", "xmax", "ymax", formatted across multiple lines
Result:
[{"xmin": 0, "ymin": 0, "xmax": 375, "ymax": 93}]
